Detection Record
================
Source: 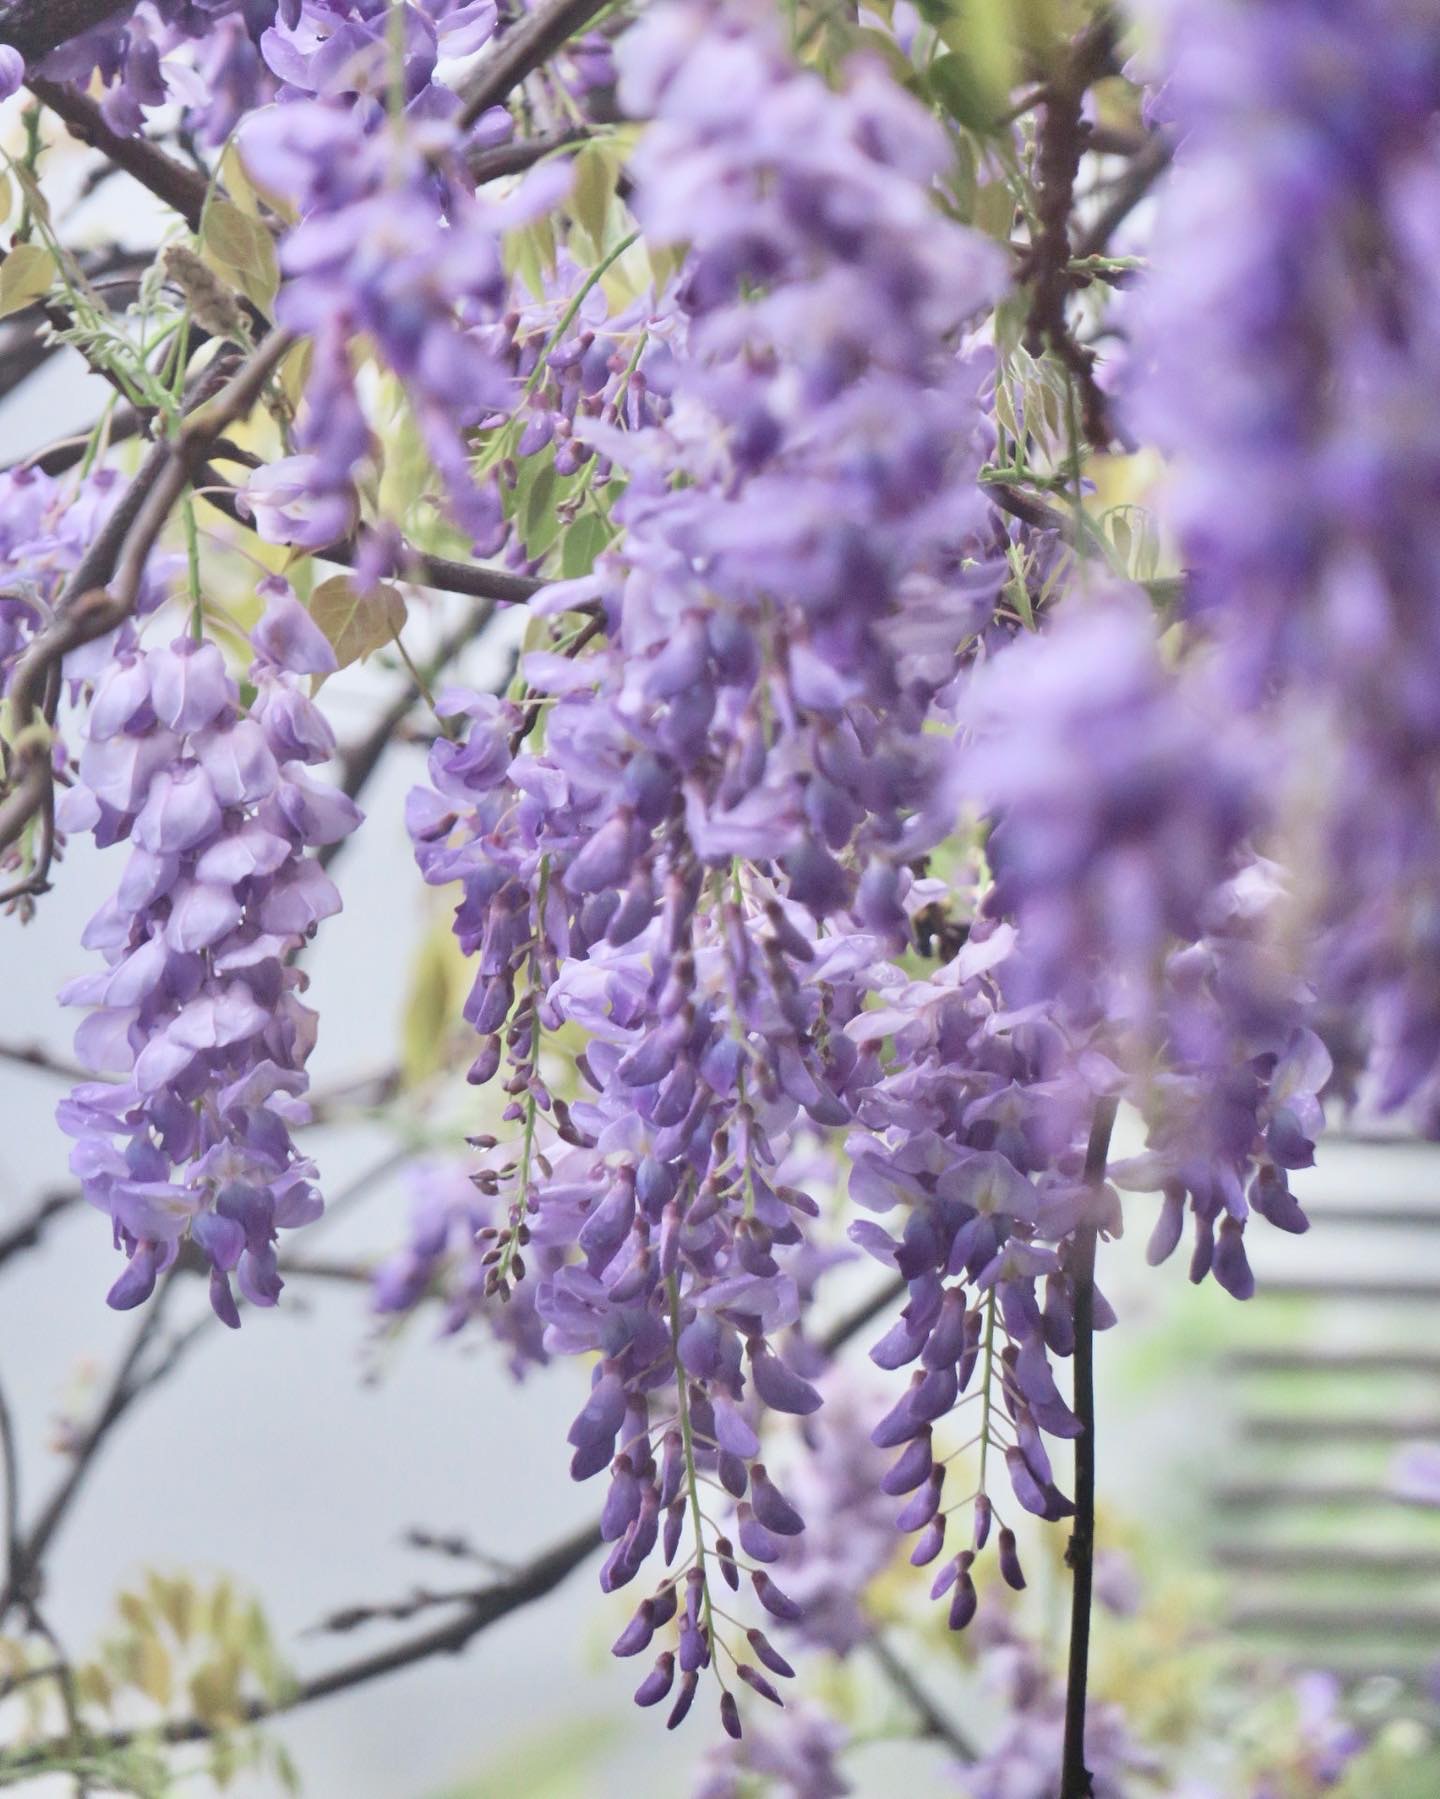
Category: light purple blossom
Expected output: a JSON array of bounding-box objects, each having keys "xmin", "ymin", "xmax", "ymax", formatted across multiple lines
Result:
[{"xmin": 56, "ymin": 584, "xmax": 359, "ymax": 1323}]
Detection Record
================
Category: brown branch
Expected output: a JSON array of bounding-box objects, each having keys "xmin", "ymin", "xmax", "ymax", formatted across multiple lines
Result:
[
  {"xmin": 0, "ymin": 1040, "xmax": 88, "ymax": 1082},
  {"xmin": 818, "ymin": 1272, "xmax": 905, "ymax": 1359},
  {"xmin": 470, "ymin": 128, "xmax": 591, "ymax": 185},
  {"xmin": 1021, "ymin": 9, "xmax": 1121, "ymax": 452},
  {"xmin": 197, "ymin": 468, "xmax": 545, "ymax": 608},
  {"xmin": 28, "ymin": 76, "xmax": 210, "ymax": 230},
  {"xmin": 0, "ymin": 1269, "xmax": 181, "ymax": 1620},
  {"xmin": 0, "ymin": 1189, "xmax": 79, "ymax": 1273},
  {"xmin": 456, "ymin": 0, "xmax": 610, "ymax": 129},
  {"xmin": 1073, "ymin": 134, "xmax": 1172, "ymax": 261},
  {"xmin": 867, "ymin": 1632, "xmax": 976, "ymax": 1761},
  {"xmin": 1059, "ymin": 1096, "xmax": 1119, "ymax": 1799},
  {"xmin": 0, "ymin": 0, "xmax": 133, "ymax": 64}
]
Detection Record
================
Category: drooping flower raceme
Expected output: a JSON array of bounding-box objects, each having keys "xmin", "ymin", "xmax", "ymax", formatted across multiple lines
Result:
[
  {"xmin": 56, "ymin": 586, "xmax": 359, "ymax": 1324},
  {"xmin": 409, "ymin": 0, "xmax": 1010, "ymax": 1731},
  {"xmin": 1130, "ymin": 0, "xmax": 1440, "ymax": 1127}
]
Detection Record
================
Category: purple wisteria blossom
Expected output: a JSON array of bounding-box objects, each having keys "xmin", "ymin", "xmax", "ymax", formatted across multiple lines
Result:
[
  {"xmin": 844, "ymin": 920, "xmax": 1110, "ymax": 1604},
  {"xmin": 409, "ymin": 0, "xmax": 1009, "ymax": 1730},
  {"xmin": 0, "ymin": 466, "xmax": 176, "ymax": 696},
  {"xmin": 55, "ymin": 584, "xmax": 359, "ymax": 1323},
  {"xmin": 1130, "ymin": 0, "xmax": 1440, "ymax": 1129}
]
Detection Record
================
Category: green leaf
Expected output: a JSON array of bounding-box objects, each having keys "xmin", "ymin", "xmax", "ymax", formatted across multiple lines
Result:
[
  {"xmin": 190, "ymin": 1653, "xmax": 243, "ymax": 1728},
  {"xmin": 569, "ymin": 144, "xmax": 616, "ymax": 254},
  {"xmin": 200, "ymin": 198, "xmax": 280, "ymax": 314},
  {"xmin": 0, "ymin": 244, "xmax": 55, "ymax": 319},
  {"xmin": 307, "ymin": 575, "xmax": 408, "ymax": 674},
  {"xmin": 521, "ymin": 459, "xmax": 559, "ymax": 548},
  {"xmin": 116, "ymin": 1591, "xmax": 151, "ymax": 1634},
  {"xmin": 561, "ymin": 512, "xmax": 610, "ymax": 580},
  {"xmin": 401, "ymin": 921, "xmax": 466, "ymax": 1085},
  {"xmin": 148, "ymin": 1572, "xmax": 197, "ymax": 1644},
  {"xmin": 134, "ymin": 1635, "xmax": 172, "ymax": 1707}
]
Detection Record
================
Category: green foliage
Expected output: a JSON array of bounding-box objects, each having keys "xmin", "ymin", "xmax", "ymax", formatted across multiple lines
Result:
[
  {"xmin": 306, "ymin": 574, "xmax": 409, "ymax": 676},
  {"xmin": 199, "ymin": 197, "xmax": 281, "ymax": 316},
  {"xmin": 0, "ymin": 242, "xmax": 56, "ymax": 319}
]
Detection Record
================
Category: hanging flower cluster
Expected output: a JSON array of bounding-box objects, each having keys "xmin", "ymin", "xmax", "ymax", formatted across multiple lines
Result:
[{"xmin": 56, "ymin": 587, "xmax": 359, "ymax": 1323}]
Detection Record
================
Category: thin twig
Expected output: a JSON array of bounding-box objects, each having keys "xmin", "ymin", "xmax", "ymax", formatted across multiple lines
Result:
[
  {"xmin": 1059, "ymin": 1096, "xmax": 1119, "ymax": 1799},
  {"xmin": 818, "ymin": 1273, "xmax": 906, "ymax": 1359},
  {"xmin": 0, "ymin": 0, "xmax": 133, "ymax": 63},
  {"xmin": 28, "ymin": 78, "xmax": 210, "ymax": 230},
  {"xmin": 1073, "ymin": 134, "xmax": 1172, "ymax": 261},
  {"xmin": 456, "ymin": 0, "xmax": 610, "ymax": 129},
  {"xmin": 0, "ymin": 1041, "xmax": 89, "ymax": 1082},
  {"xmin": 470, "ymin": 129, "xmax": 591, "ymax": 184},
  {"xmin": 0, "ymin": 1190, "xmax": 79, "ymax": 1274},
  {"xmin": 0, "ymin": 1269, "xmax": 181, "ymax": 1620},
  {"xmin": 868, "ymin": 1632, "xmax": 976, "ymax": 1760}
]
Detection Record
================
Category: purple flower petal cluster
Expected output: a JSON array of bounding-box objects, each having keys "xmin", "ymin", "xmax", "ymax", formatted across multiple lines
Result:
[
  {"xmin": 1111, "ymin": 877, "xmax": 1328, "ymax": 1298},
  {"xmin": 0, "ymin": 466, "xmax": 176, "ymax": 695},
  {"xmin": 239, "ymin": 98, "xmax": 565, "ymax": 555},
  {"xmin": 843, "ymin": 921, "xmax": 1113, "ymax": 1617},
  {"xmin": 692, "ymin": 1701, "xmax": 851, "ymax": 1799},
  {"xmin": 757, "ymin": 1373, "xmax": 903, "ymax": 1658},
  {"xmin": 38, "ymin": 2, "xmax": 498, "ymax": 144},
  {"xmin": 960, "ymin": 1607, "xmax": 1159, "ymax": 1799},
  {"xmin": 407, "ymin": 0, "xmax": 1014, "ymax": 1728},
  {"xmin": 54, "ymin": 584, "xmax": 360, "ymax": 1324}
]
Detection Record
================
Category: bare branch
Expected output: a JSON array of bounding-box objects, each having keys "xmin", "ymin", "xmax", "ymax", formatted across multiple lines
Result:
[
  {"xmin": 0, "ymin": 1189, "xmax": 79, "ymax": 1274},
  {"xmin": 197, "ymin": 468, "xmax": 546, "ymax": 608},
  {"xmin": 1059, "ymin": 1096, "xmax": 1119, "ymax": 1799},
  {"xmin": 469, "ymin": 128, "xmax": 591, "ymax": 184},
  {"xmin": 0, "ymin": 1269, "xmax": 182, "ymax": 1620},
  {"xmin": 1074, "ymin": 134, "xmax": 1172, "ymax": 261},
  {"xmin": 0, "ymin": 0, "xmax": 133, "ymax": 64},
  {"xmin": 0, "ymin": 1041, "xmax": 89, "ymax": 1082},
  {"xmin": 867, "ymin": 1632, "xmax": 976, "ymax": 1761},
  {"xmin": 456, "ymin": 0, "xmax": 610, "ymax": 129},
  {"xmin": 28, "ymin": 77, "xmax": 210, "ymax": 230},
  {"xmin": 0, "ymin": 1517, "xmax": 605, "ymax": 1772}
]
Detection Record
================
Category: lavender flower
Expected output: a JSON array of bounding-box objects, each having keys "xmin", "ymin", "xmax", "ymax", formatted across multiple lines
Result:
[
  {"xmin": 1129, "ymin": 0, "xmax": 1440, "ymax": 1128},
  {"xmin": 55, "ymin": 584, "xmax": 359, "ymax": 1322}
]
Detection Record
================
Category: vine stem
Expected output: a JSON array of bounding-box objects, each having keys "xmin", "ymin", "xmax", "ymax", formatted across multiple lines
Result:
[
  {"xmin": 667, "ymin": 1274, "xmax": 724, "ymax": 1691},
  {"xmin": 1059, "ymin": 1094, "xmax": 1119, "ymax": 1799}
]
